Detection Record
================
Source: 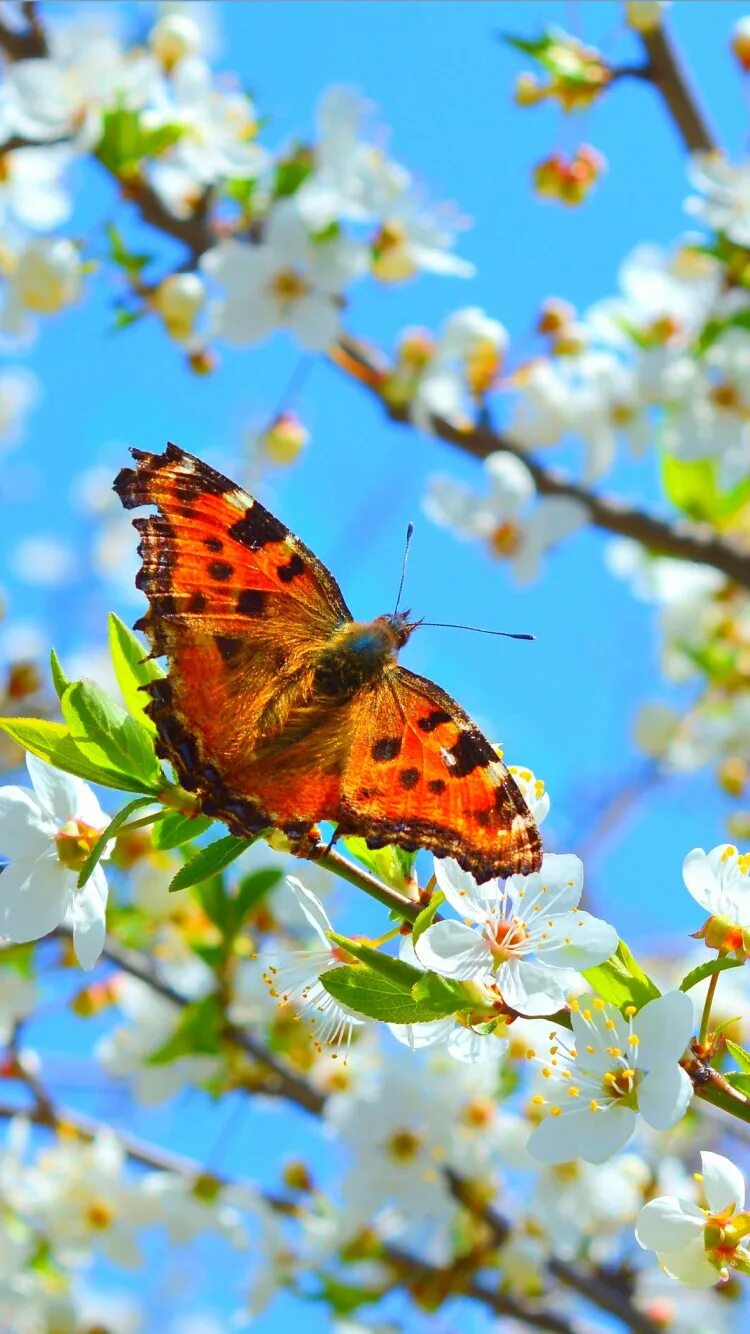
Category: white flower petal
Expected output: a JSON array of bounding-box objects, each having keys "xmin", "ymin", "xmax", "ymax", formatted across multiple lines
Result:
[
  {"xmin": 0, "ymin": 786, "xmax": 53, "ymax": 856},
  {"xmin": 528, "ymin": 1104, "xmax": 636, "ymax": 1165},
  {"xmin": 661, "ymin": 1235, "xmax": 722, "ymax": 1287},
  {"xmin": 69, "ymin": 865, "xmax": 108, "ymax": 970},
  {"xmin": 285, "ymin": 876, "xmax": 333, "ymax": 948},
  {"xmin": 26, "ymin": 754, "xmax": 102, "ymax": 828},
  {"xmin": 0, "ymin": 855, "xmax": 69, "ymax": 942},
  {"xmin": 701, "ymin": 1150, "xmax": 745, "ymax": 1214},
  {"xmin": 414, "ymin": 920, "xmax": 493, "ymax": 981},
  {"xmin": 388, "ymin": 1017, "xmax": 456, "ymax": 1051},
  {"xmin": 530, "ymin": 910, "xmax": 617, "ymax": 970},
  {"xmin": 682, "ymin": 847, "xmax": 721, "ymax": 913},
  {"xmin": 637, "ymin": 990, "xmax": 694, "ymax": 1065},
  {"xmin": 638, "ymin": 1064, "xmax": 693, "ymax": 1131},
  {"xmin": 635, "ymin": 1196, "xmax": 705, "ymax": 1252},
  {"xmin": 497, "ymin": 958, "xmax": 567, "ymax": 1016},
  {"xmin": 433, "ymin": 857, "xmax": 499, "ymax": 925},
  {"xmin": 447, "ymin": 1024, "xmax": 504, "ymax": 1063},
  {"xmin": 508, "ymin": 853, "xmax": 584, "ymax": 917}
]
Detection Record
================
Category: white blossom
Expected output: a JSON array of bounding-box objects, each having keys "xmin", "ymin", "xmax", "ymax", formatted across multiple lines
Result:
[
  {"xmin": 682, "ymin": 843, "xmax": 750, "ymax": 929},
  {"xmin": 0, "ymin": 755, "xmax": 111, "ymax": 969},
  {"xmin": 527, "ymin": 991, "xmax": 694, "ymax": 1164},
  {"xmin": 687, "ymin": 153, "xmax": 750, "ymax": 247},
  {"xmin": 424, "ymin": 451, "xmax": 586, "ymax": 583},
  {"xmin": 415, "ymin": 853, "xmax": 616, "ymax": 1016},
  {"xmin": 636, "ymin": 1151, "xmax": 749, "ymax": 1287},
  {"xmin": 202, "ymin": 201, "xmax": 365, "ymax": 351}
]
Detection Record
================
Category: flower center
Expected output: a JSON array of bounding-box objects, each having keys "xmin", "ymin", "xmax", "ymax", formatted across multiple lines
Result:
[
  {"xmin": 602, "ymin": 1064, "xmax": 639, "ymax": 1104},
  {"xmin": 85, "ymin": 1198, "xmax": 115, "ymax": 1230},
  {"xmin": 489, "ymin": 521, "xmax": 522, "ymax": 558},
  {"xmin": 486, "ymin": 917, "xmax": 526, "ymax": 963},
  {"xmin": 387, "ymin": 1128, "xmax": 422, "ymax": 1162},
  {"xmin": 271, "ymin": 268, "xmax": 309, "ymax": 306},
  {"xmin": 55, "ymin": 819, "xmax": 101, "ymax": 872}
]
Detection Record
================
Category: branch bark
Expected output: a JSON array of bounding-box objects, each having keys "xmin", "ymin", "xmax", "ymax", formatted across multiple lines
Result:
[
  {"xmin": 0, "ymin": 2, "xmax": 47, "ymax": 59},
  {"xmin": 638, "ymin": 22, "xmax": 718, "ymax": 154},
  {"xmin": 331, "ymin": 337, "xmax": 750, "ymax": 592}
]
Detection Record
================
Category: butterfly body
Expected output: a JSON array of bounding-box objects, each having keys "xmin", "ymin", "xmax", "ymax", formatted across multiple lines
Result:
[{"xmin": 115, "ymin": 444, "xmax": 542, "ymax": 883}]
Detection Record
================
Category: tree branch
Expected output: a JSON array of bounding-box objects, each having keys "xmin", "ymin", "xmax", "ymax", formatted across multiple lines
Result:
[
  {"xmin": 0, "ymin": 1, "xmax": 47, "ymax": 59},
  {"xmin": 330, "ymin": 337, "xmax": 750, "ymax": 592},
  {"xmin": 637, "ymin": 22, "xmax": 718, "ymax": 153}
]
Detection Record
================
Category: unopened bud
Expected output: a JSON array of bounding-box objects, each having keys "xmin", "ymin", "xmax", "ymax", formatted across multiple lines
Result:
[
  {"xmin": 153, "ymin": 273, "xmax": 205, "ymax": 342},
  {"xmin": 188, "ymin": 347, "xmax": 216, "ymax": 376},
  {"xmin": 258, "ymin": 411, "xmax": 308, "ymax": 466},
  {"xmin": 625, "ymin": 1, "xmax": 668, "ymax": 33},
  {"xmin": 282, "ymin": 1160, "xmax": 313, "ymax": 1192},
  {"xmin": 719, "ymin": 756, "xmax": 748, "ymax": 798},
  {"xmin": 731, "ymin": 17, "xmax": 750, "ymax": 71},
  {"xmin": 149, "ymin": 13, "xmax": 202, "ymax": 70},
  {"xmin": 6, "ymin": 660, "xmax": 42, "ymax": 700}
]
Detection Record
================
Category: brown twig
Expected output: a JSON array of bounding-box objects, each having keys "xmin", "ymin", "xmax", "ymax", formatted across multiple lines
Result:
[
  {"xmin": 0, "ymin": 1, "xmax": 47, "ymax": 59},
  {"xmin": 331, "ymin": 337, "xmax": 750, "ymax": 592},
  {"xmin": 637, "ymin": 22, "xmax": 718, "ymax": 154}
]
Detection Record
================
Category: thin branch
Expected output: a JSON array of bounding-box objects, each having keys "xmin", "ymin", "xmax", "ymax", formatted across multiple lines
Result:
[
  {"xmin": 0, "ymin": 1, "xmax": 47, "ymax": 59},
  {"xmin": 637, "ymin": 22, "xmax": 718, "ymax": 154},
  {"xmin": 330, "ymin": 337, "xmax": 750, "ymax": 592}
]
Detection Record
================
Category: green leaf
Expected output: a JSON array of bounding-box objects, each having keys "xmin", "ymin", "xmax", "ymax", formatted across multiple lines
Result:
[
  {"xmin": 661, "ymin": 452, "xmax": 750, "ymax": 525},
  {"xmin": 327, "ymin": 931, "xmax": 423, "ymax": 991},
  {"xmin": 108, "ymin": 613, "xmax": 165, "ymax": 736},
  {"xmin": 583, "ymin": 939, "xmax": 661, "ymax": 1012},
  {"xmin": 694, "ymin": 306, "xmax": 750, "ymax": 356},
  {"xmin": 105, "ymin": 221, "xmax": 152, "ymax": 275},
  {"xmin": 313, "ymin": 1276, "xmax": 384, "ymax": 1317},
  {"xmin": 77, "ymin": 796, "xmax": 155, "ymax": 889},
  {"xmin": 0, "ymin": 717, "xmax": 147, "ymax": 792},
  {"xmin": 195, "ymin": 874, "xmax": 231, "ymax": 933},
  {"xmin": 274, "ymin": 151, "xmax": 313, "ymax": 198},
  {"xmin": 49, "ymin": 649, "xmax": 70, "ymax": 701},
  {"xmin": 62, "ymin": 679, "xmax": 162, "ymax": 791},
  {"xmin": 411, "ymin": 890, "xmax": 445, "ymax": 949},
  {"xmin": 410, "ymin": 969, "xmax": 474, "ymax": 1018},
  {"xmin": 725, "ymin": 1038, "xmax": 750, "ymax": 1075},
  {"xmin": 148, "ymin": 995, "xmax": 223, "ymax": 1064},
  {"xmin": 502, "ymin": 32, "xmax": 551, "ymax": 58},
  {"xmin": 679, "ymin": 956, "xmax": 746, "ymax": 992},
  {"xmin": 168, "ymin": 834, "xmax": 251, "ymax": 894},
  {"xmin": 342, "ymin": 835, "xmax": 417, "ymax": 891},
  {"xmin": 725, "ymin": 1071, "xmax": 750, "ymax": 1097},
  {"xmin": 141, "ymin": 122, "xmax": 184, "ymax": 158},
  {"xmin": 152, "ymin": 810, "xmax": 214, "ymax": 850},
  {"xmin": 98, "ymin": 109, "xmax": 144, "ymax": 175},
  {"xmin": 321, "ymin": 965, "xmax": 451, "ymax": 1024},
  {"xmin": 228, "ymin": 868, "xmax": 282, "ymax": 931}
]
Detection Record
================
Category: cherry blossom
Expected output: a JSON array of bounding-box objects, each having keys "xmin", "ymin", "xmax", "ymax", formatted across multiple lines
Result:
[
  {"xmin": 636, "ymin": 1151, "xmax": 750, "ymax": 1287},
  {"xmin": 415, "ymin": 853, "xmax": 616, "ymax": 1016}
]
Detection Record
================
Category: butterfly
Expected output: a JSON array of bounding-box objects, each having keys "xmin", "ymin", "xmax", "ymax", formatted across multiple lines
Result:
[{"xmin": 114, "ymin": 444, "xmax": 542, "ymax": 884}]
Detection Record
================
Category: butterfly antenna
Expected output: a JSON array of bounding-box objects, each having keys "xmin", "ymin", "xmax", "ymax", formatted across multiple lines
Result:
[
  {"xmin": 393, "ymin": 522, "xmax": 415, "ymax": 616},
  {"xmin": 421, "ymin": 622, "xmax": 535, "ymax": 641}
]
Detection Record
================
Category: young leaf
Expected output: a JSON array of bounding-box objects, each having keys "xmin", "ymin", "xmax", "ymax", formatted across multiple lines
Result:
[
  {"xmin": 679, "ymin": 956, "xmax": 746, "ymax": 993},
  {"xmin": 410, "ymin": 970, "xmax": 476, "ymax": 1018},
  {"xmin": 725, "ymin": 1071, "xmax": 750, "ymax": 1098},
  {"xmin": 0, "ymin": 717, "xmax": 147, "ymax": 792},
  {"xmin": 77, "ymin": 795, "xmax": 155, "ymax": 889},
  {"xmin": 583, "ymin": 939, "xmax": 661, "ymax": 1012},
  {"xmin": 342, "ymin": 835, "xmax": 417, "ymax": 891},
  {"xmin": 411, "ymin": 890, "xmax": 445, "ymax": 949},
  {"xmin": 195, "ymin": 874, "xmax": 231, "ymax": 934},
  {"xmin": 327, "ymin": 931, "xmax": 423, "ymax": 992},
  {"xmin": 169, "ymin": 834, "xmax": 252, "ymax": 893},
  {"xmin": 108, "ymin": 613, "xmax": 165, "ymax": 736},
  {"xmin": 152, "ymin": 809, "xmax": 214, "ymax": 851},
  {"xmin": 322, "ymin": 965, "xmax": 452, "ymax": 1024},
  {"xmin": 62, "ymin": 679, "xmax": 162, "ymax": 790},
  {"xmin": 725, "ymin": 1038, "xmax": 750, "ymax": 1076},
  {"xmin": 49, "ymin": 649, "xmax": 70, "ymax": 701}
]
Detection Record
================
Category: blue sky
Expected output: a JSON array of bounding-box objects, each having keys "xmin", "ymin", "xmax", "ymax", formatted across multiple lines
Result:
[{"xmin": 3, "ymin": 2, "xmax": 746, "ymax": 1326}]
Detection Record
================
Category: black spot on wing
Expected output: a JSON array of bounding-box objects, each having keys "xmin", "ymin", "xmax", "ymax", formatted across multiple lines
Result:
[
  {"xmin": 208, "ymin": 560, "xmax": 233, "ymax": 581},
  {"xmin": 237, "ymin": 589, "xmax": 267, "ymax": 617},
  {"xmin": 204, "ymin": 536, "xmax": 223, "ymax": 553},
  {"xmin": 278, "ymin": 552, "xmax": 305, "ymax": 584},
  {"xmin": 372, "ymin": 737, "xmax": 402, "ymax": 762},
  {"xmin": 448, "ymin": 730, "xmax": 494, "ymax": 778},
  {"xmin": 187, "ymin": 590, "xmax": 206, "ymax": 613},
  {"xmin": 418, "ymin": 709, "xmax": 451, "ymax": 733},
  {"xmin": 215, "ymin": 636, "xmax": 243, "ymax": 664},
  {"xmin": 228, "ymin": 503, "xmax": 287, "ymax": 551},
  {"xmin": 399, "ymin": 767, "xmax": 420, "ymax": 790},
  {"xmin": 428, "ymin": 778, "xmax": 446, "ymax": 794}
]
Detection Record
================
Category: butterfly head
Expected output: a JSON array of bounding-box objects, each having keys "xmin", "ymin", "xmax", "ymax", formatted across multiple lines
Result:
[{"xmin": 377, "ymin": 610, "xmax": 421, "ymax": 650}]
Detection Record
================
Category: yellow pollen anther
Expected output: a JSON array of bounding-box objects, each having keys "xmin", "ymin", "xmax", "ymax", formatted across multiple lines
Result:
[
  {"xmin": 721, "ymin": 846, "xmax": 738, "ymax": 862},
  {"xmin": 624, "ymin": 1005, "xmax": 636, "ymax": 1018},
  {"xmin": 593, "ymin": 998, "xmax": 605, "ymax": 1010},
  {"xmin": 694, "ymin": 1172, "xmax": 704, "ymax": 1182},
  {"xmin": 532, "ymin": 1094, "xmax": 545, "ymax": 1105},
  {"xmin": 550, "ymin": 1106, "xmax": 562, "ymax": 1117},
  {"xmin": 585, "ymin": 1044, "xmax": 595, "ymax": 1054},
  {"xmin": 605, "ymin": 1019, "xmax": 616, "ymax": 1030},
  {"xmin": 628, "ymin": 1034, "xmax": 640, "ymax": 1047},
  {"xmin": 582, "ymin": 1009, "xmax": 592, "ymax": 1021},
  {"xmin": 590, "ymin": 1099, "xmax": 600, "ymax": 1111},
  {"xmin": 526, "ymin": 1049, "xmax": 536, "ymax": 1059},
  {"xmin": 567, "ymin": 1086, "xmax": 580, "ymax": 1097},
  {"xmin": 606, "ymin": 1046, "xmax": 622, "ymax": 1058},
  {"xmin": 542, "ymin": 1067, "xmax": 553, "ymax": 1078},
  {"xmin": 569, "ymin": 999, "xmax": 580, "ymax": 1012}
]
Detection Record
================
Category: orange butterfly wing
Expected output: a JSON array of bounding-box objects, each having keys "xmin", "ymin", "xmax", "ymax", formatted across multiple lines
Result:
[
  {"xmin": 114, "ymin": 443, "xmax": 353, "ymax": 835},
  {"xmin": 338, "ymin": 667, "xmax": 541, "ymax": 881},
  {"xmin": 116, "ymin": 443, "xmax": 542, "ymax": 882}
]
